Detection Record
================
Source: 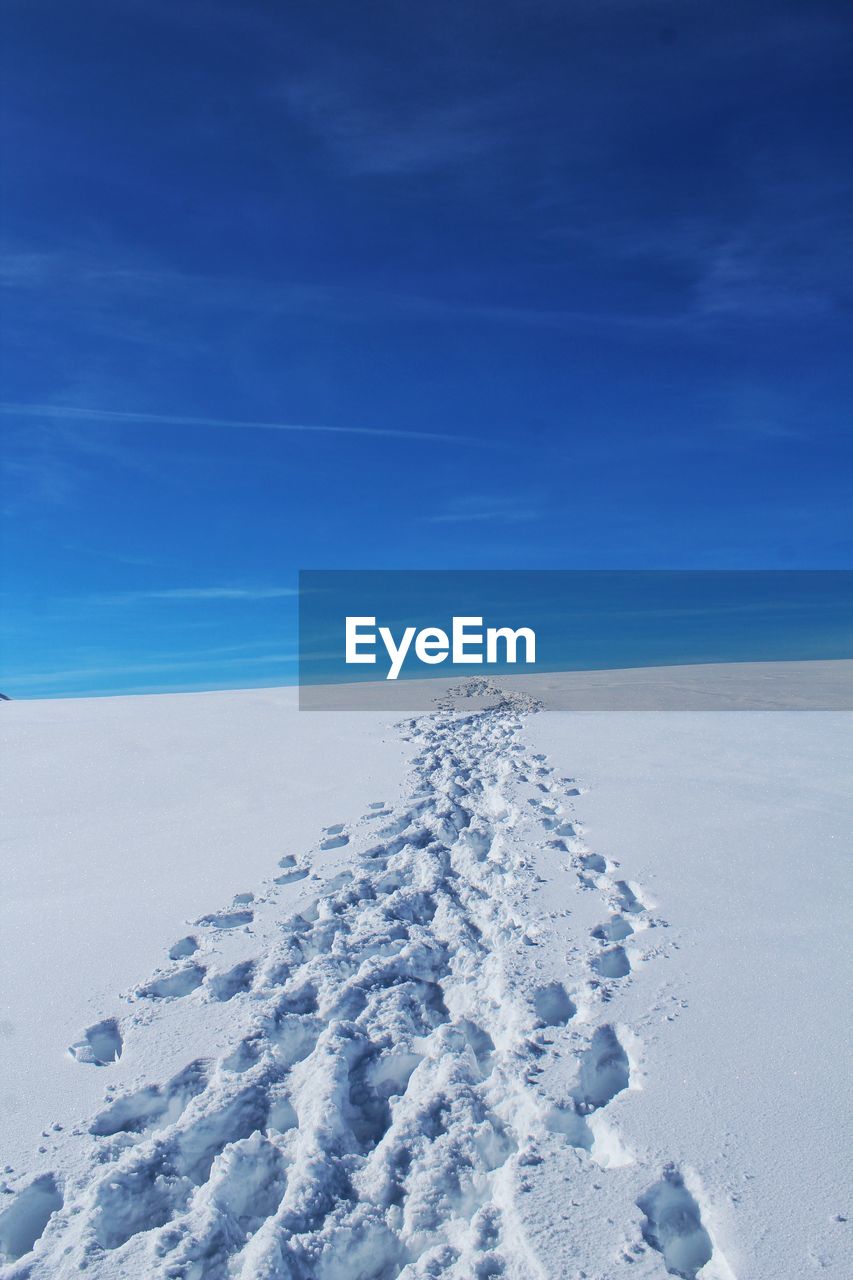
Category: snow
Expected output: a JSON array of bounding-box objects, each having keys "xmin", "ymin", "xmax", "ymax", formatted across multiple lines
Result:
[
  {"xmin": 0, "ymin": 678, "xmax": 850, "ymax": 1278},
  {"xmin": 0, "ymin": 689, "xmax": 408, "ymax": 1171},
  {"xmin": 524, "ymin": 708, "xmax": 853, "ymax": 1280}
]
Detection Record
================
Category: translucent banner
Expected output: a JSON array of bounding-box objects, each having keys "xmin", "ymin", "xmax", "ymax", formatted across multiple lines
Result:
[{"xmin": 298, "ymin": 570, "xmax": 853, "ymax": 710}]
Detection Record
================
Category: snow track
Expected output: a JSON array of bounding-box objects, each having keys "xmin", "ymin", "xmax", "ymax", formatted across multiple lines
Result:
[{"xmin": 0, "ymin": 681, "xmax": 726, "ymax": 1279}]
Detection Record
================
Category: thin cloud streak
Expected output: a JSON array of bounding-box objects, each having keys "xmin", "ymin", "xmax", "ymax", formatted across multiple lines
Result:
[
  {"xmin": 0, "ymin": 403, "xmax": 486, "ymax": 447},
  {"xmin": 422, "ymin": 509, "xmax": 538, "ymax": 524},
  {"xmin": 99, "ymin": 586, "xmax": 299, "ymax": 603},
  {"xmin": 421, "ymin": 494, "xmax": 539, "ymax": 525},
  {"xmin": 5, "ymin": 651, "xmax": 300, "ymax": 687}
]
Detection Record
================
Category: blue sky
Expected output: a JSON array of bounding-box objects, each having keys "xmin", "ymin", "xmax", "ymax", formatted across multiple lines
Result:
[{"xmin": 1, "ymin": 0, "xmax": 851, "ymax": 696}]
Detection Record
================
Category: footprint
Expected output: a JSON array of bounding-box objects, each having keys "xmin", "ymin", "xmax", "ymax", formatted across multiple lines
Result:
[
  {"xmin": 223, "ymin": 1036, "xmax": 263, "ymax": 1074},
  {"xmin": 0, "ymin": 1173, "xmax": 63, "ymax": 1263},
  {"xmin": 90, "ymin": 1060, "xmax": 209, "ymax": 1137},
  {"xmin": 232, "ymin": 892, "xmax": 254, "ymax": 906},
  {"xmin": 592, "ymin": 947, "xmax": 631, "ymax": 979},
  {"xmin": 89, "ymin": 1084, "xmax": 271, "ymax": 1249},
  {"xmin": 368, "ymin": 801, "xmax": 385, "ymax": 809},
  {"xmin": 68, "ymin": 1018, "xmax": 122, "ymax": 1066},
  {"xmin": 579, "ymin": 853, "xmax": 607, "ymax": 874},
  {"xmin": 378, "ymin": 814, "xmax": 412, "ymax": 837},
  {"xmin": 544, "ymin": 1103, "xmax": 592, "ymax": 1152},
  {"xmin": 196, "ymin": 1130, "xmax": 287, "ymax": 1226},
  {"xmin": 637, "ymin": 1168, "xmax": 713, "ymax": 1279},
  {"xmin": 459, "ymin": 828, "xmax": 492, "ymax": 860},
  {"xmin": 267, "ymin": 1092, "xmax": 298, "ymax": 1134},
  {"xmin": 592, "ymin": 916, "xmax": 634, "ymax": 944},
  {"xmin": 321, "ymin": 871, "xmax": 354, "ymax": 896},
  {"xmin": 613, "ymin": 881, "xmax": 646, "ymax": 915},
  {"xmin": 207, "ymin": 961, "xmax": 255, "ymax": 1002},
  {"xmin": 168, "ymin": 936, "xmax": 199, "ymax": 961},
  {"xmin": 323, "ymin": 823, "xmax": 345, "ymax": 835},
  {"xmin": 346, "ymin": 1047, "xmax": 395, "ymax": 1152},
  {"xmin": 138, "ymin": 963, "xmax": 206, "ymax": 999},
  {"xmin": 274, "ymin": 983, "xmax": 319, "ymax": 1017},
  {"xmin": 278, "ymin": 855, "xmax": 297, "ymax": 869},
  {"xmin": 155, "ymin": 1132, "xmax": 289, "ymax": 1274},
  {"xmin": 572, "ymin": 1025, "xmax": 630, "ymax": 1112},
  {"xmin": 274, "ymin": 868, "xmax": 309, "ymax": 886},
  {"xmin": 320, "ymin": 834, "xmax": 349, "ymax": 851},
  {"xmin": 196, "ymin": 909, "xmax": 254, "ymax": 930},
  {"xmin": 533, "ymin": 981, "xmax": 576, "ymax": 1027},
  {"xmin": 457, "ymin": 1019, "xmax": 495, "ymax": 1073}
]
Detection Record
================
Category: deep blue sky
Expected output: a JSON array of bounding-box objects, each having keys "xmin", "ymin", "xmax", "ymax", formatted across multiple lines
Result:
[{"xmin": 1, "ymin": 0, "xmax": 851, "ymax": 696}]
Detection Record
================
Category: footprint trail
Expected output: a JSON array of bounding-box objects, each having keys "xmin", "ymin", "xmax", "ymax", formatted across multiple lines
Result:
[{"xmin": 1, "ymin": 680, "xmax": 722, "ymax": 1280}]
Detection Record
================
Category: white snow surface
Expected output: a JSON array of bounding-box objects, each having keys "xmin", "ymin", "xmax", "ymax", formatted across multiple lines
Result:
[{"xmin": 0, "ymin": 680, "xmax": 850, "ymax": 1279}]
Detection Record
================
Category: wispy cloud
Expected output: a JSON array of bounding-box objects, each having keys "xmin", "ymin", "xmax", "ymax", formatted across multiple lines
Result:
[
  {"xmin": 0, "ymin": 404, "xmax": 165, "ymax": 515},
  {"xmin": 4, "ymin": 222, "xmax": 840, "ymax": 342},
  {"xmin": 421, "ymin": 495, "xmax": 539, "ymax": 525},
  {"xmin": 280, "ymin": 73, "xmax": 512, "ymax": 176},
  {"xmin": 4, "ymin": 651, "xmax": 300, "ymax": 688},
  {"xmin": 97, "ymin": 586, "xmax": 298, "ymax": 603},
  {"xmin": 0, "ymin": 402, "xmax": 483, "ymax": 447},
  {"xmin": 0, "ymin": 247, "xmax": 695, "ymax": 336}
]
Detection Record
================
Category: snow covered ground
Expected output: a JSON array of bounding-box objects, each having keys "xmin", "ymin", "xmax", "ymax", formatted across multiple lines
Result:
[{"xmin": 0, "ymin": 678, "xmax": 850, "ymax": 1278}]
